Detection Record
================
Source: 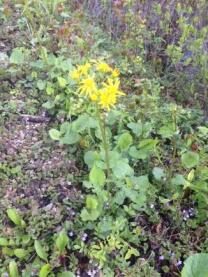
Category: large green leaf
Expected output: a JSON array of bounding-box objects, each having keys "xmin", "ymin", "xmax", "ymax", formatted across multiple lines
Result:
[
  {"xmin": 10, "ymin": 47, "xmax": 27, "ymax": 64},
  {"xmin": 171, "ymin": 174, "xmax": 186, "ymax": 186},
  {"xmin": 73, "ymin": 114, "xmax": 97, "ymax": 132},
  {"xmin": 80, "ymin": 208, "xmax": 100, "ymax": 221},
  {"xmin": 7, "ymin": 208, "xmax": 25, "ymax": 227},
  {"xmin": 80, "ymin": 195, "xmax": 102, "ymax": 221},
  {"xmin": 152, "ymin": 167, "xmax": 165, "ymax": 181},
  {"xmin": 14, "ymin": 248, "xmax": 28, "ymax": 259},
  {"xmin": 56, "ymin": 230, "xmax": 69, "ymax": 253},
  {"xmin": 86, "ymin": 195, "xmax": 99, "ymax": 210},
  {"xmin": 89, "ymin": 165, "xmax": 106, "ymax": 187},
  {"xmin": 57, "ymin": 76, "xmax": 67, "ymax": 88},
  {"xmin": 84, "ymin": 151, "xmax": 100, "ymax": 168},
  {"xmin": 0, "ymin": 237, "xmax": 9, "ymax": 246},
  {"xmin": 127, "ymin": 122, "xmax": 143, "ymax": 137},
  {"xmin": 39, "ymin": 264, "xmax": 51, "ymax": 277},
  {"xmin": 37, "ymin": 80, "xmax": 46, "ymax": 90},
  {"xmin": 129, "ymin": 146, "xmax": 141, "ymax": 159},
  {"xmin": 138, "ymin": 139, "xmax": 158, "ymax": 151},
  {"xmin": 181, "ymin": 151, "xmax": 199, "ymax": 168},
  {"xmin": 112, "ymin": 159, "xmax": 134, "ymax": 179},
  {"xmin": 2, "ymin": 247, "xmax": 14, "ymax": 256},
  {"xmin": 108, "ymin": 151, "xmax": 121, "ymax": 168},
  {"xmin": 181, "ymin": 253, "xmax": 208, "ymax": 277},
  {"xmin": 135, "ymin": 139, "xmax": 158, "ymax": 159},
  {"xmin": 9, "ymin": 261, "xmax": 19, "ymax": 277},
  {"xmin": 117, "ymin": 132, "xmax": 133, "ymax": 151},
  {"xmin": 60, "ymin": 130, "xmax": 80, "ymax": 145},
  {"xmin": 134, "ymin": 175, "xmax": 150, "ymax": 190},
  {"xmin": 114, "ymin": 190, "xmax": 126, "ymax": 205},
  {"xmin": 34, "ymin": 240, "xmax": 48, "ymax": 262},
  {"xmin": 158, "ymin": 124, "xmax": 175, "ymax": 138},
  {"xmin": 49, "ymin": 129, "xmax": 61, "ymax": 141}
]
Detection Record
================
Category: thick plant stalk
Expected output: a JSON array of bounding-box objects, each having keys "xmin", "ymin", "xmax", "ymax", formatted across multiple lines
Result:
[{"xmin": 97, "ymin": 108, "xmax": 110, "ymax": 178}]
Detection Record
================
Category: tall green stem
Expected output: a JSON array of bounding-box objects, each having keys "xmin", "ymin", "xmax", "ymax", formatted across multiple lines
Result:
[
  {"xmin": 172, "ymin": 106, "xmax": 177, "ymax": 161},
  {"xmin": 97, "ymin": 108, "xmax": 110, "ymax": 178}
]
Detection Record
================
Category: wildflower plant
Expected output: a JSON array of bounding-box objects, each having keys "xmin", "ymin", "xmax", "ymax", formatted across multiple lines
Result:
[
  {"xmin": 70, "ymin": 60, "xmax": 123, "ymax": 111},
  {"xmin": 47, "ymin": 58, "xmax": 207, "ymax": 272},
  {"xmin": 70, "ymin": 60, "xmax": 124, "ymax": 176}
]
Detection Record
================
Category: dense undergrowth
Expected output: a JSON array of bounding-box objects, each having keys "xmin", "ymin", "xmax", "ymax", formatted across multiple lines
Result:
[{"xmin": 0, "ymin": 0, "xmax": 208, "ymax": 276}]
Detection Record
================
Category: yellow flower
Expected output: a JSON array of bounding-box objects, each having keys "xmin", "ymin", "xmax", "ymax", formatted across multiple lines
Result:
[
  {"xmin": 99, "ymin": 89, "xmax": 117, "ymax": 110},
  {"xmin": 96, "ymin": 61, "xmax": 112, "ymax": 73},
  {"xmin": 111, "ymin": 68, "xmax": 120, "ymax": 78},
  {"xmin": 79, "ymin": 77, "xmax": 97, "ymax": 97},
  {"xmin": 70, "ymin": 68, "xmax": 81, "ymax": 80},
  {"xmin": 90, "ymin": 90, "xmax": 100, "ymax": 101},
  {"xmin": 98, "ymin": 78, "xmax": 124, "ymax": 110},
  {"xmin": 73, "ymin": 60, "xmax": 124, "ymax": 110},
  {"xmin": 103, "ymin": 78, "xmax": 124, "ymax": 96},
  {"xmin": 77, "ymin": 63, "xmax": 91, "ymax": 75}
]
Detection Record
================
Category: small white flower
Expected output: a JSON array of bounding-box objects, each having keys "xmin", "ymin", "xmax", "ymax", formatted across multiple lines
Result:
[{"xmin": 177, "ymin": 260, "xmax": 182, "ymax": 266}]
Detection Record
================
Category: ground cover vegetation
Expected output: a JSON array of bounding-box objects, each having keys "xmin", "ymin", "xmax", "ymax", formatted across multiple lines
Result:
[{"xmin": 0, "ymin": 0, "xmax": 208, "ymax": 276}]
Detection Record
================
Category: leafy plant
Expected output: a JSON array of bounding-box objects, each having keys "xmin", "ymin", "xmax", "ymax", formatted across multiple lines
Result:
[{"xmin": 181, "ymin": 253, "xmax": 208, "ymax": 277}]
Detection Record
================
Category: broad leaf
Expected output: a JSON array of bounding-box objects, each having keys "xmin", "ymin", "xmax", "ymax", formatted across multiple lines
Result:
[
  {"xmin": 89, "ymin": 165, "xmax": 106, "ymax": 187},
  {"xmin": 73, "ymin": 114, "xmax": 97, "ymax": 132},
  {"xmin": 136, "ymin": 139, "xmax": 158, "ymax": 159},
  {"xmin": 60, "ymin": 130, "xmax": 80, "ymax": 145},
  {"xmin": 2, "ymin": 247, "xmax": 14, "ymax": 256},
  {"xmin": 49, "ymin": 129, "xmax": 61, "ymax": 141},
  {"xmin": 37, "ymin": 80, "xmax": 46, "ymax": 90},
  {"xmin": 56, "ymin": 230, "xmax": 69, "ymax": 253},
  {"xmin": 129, "ymin": 146, "xmax": 141, "ymax": 159},
  {"xmin": 84, "ymin": 151, "xmax": 100, "ymax": 168},
  {"xmin": 158, "ymin": 124, "xmax": 175, "ymax": 138},
  {"xmin": 57, "ymin": 76, "xmax": 67, "ymax": 88},
  {"xmin": 112, "ymin": 159, "xmax": 134, "ymax": 179},
  {"xmin": 181, "ymin": 151, "xmax": 199, "ymax": 168},
  {"xmin": 46, "ymin": 84, "xmax": 54, "ymax": 95},
  {"xmin": 14, "ymin": 248, "xmax": 28, "ymax": 259},
  {"xmin": 114, "ymin": 190, "xmax": 126, "ymax": 205},
  {"xmin": 10, "ymin": 47, "xmax": 27, "ymax": 64},
  {"xmin": 86, "ymin": 195, "xmax": 99, "ymax": 210},
  {"xmin": 80, "ymin": 208, "xmax": 100, "ymax": 221},
  {"xmin": 39, "ymin": 264, "xmax": 51, "ymax": 277},
  {"xmin": 153, "ymin": 167, "xmax": 165, "ymax": 181},
  {"xmin": 117, "ymin": 132, "xmax": 133, "ymax": 150},
  {"xmin": 9, "ymin": 261, "xmax": 19, "ymax": 277},
  {"xmin": 108, "ymin": 151, "xmax": 121, "ymax": 168},
  {"xmin": 138, "ymin": 139, "xmax": 158, "ymax": 151},
  {"xmin": 127, "ymin": 122, "xmax": 143, "ymax": 137},
  {"xmin": 34, "ymin": 240, "xmax": 48, "ymax": 262},
  {"xmin": 181, "ymin": 253, "xmax": 208, "ymax": 277},
  {"xmin": 171, "ymin": 174, "xmax": 186, "ymax": 186},
  {"xmin": 0, "ymin": 238, "xmax": 9, "ymax": 246},
  {"xmin": 7, "ymin": 208, "xmax": 25, "ymax": 227},
  {"xmin": 81, "ymin": 194, "xmax": 102, "ymax": 221}
]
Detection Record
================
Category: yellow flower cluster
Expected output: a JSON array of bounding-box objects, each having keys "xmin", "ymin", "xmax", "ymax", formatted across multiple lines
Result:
[
  {"xmin": 70, "ymin": 63, "xmax": 91, "ymax": 80},
  {"xmin": 70, "ymin": 61, "xmax": 124, "ymax": 111}
]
